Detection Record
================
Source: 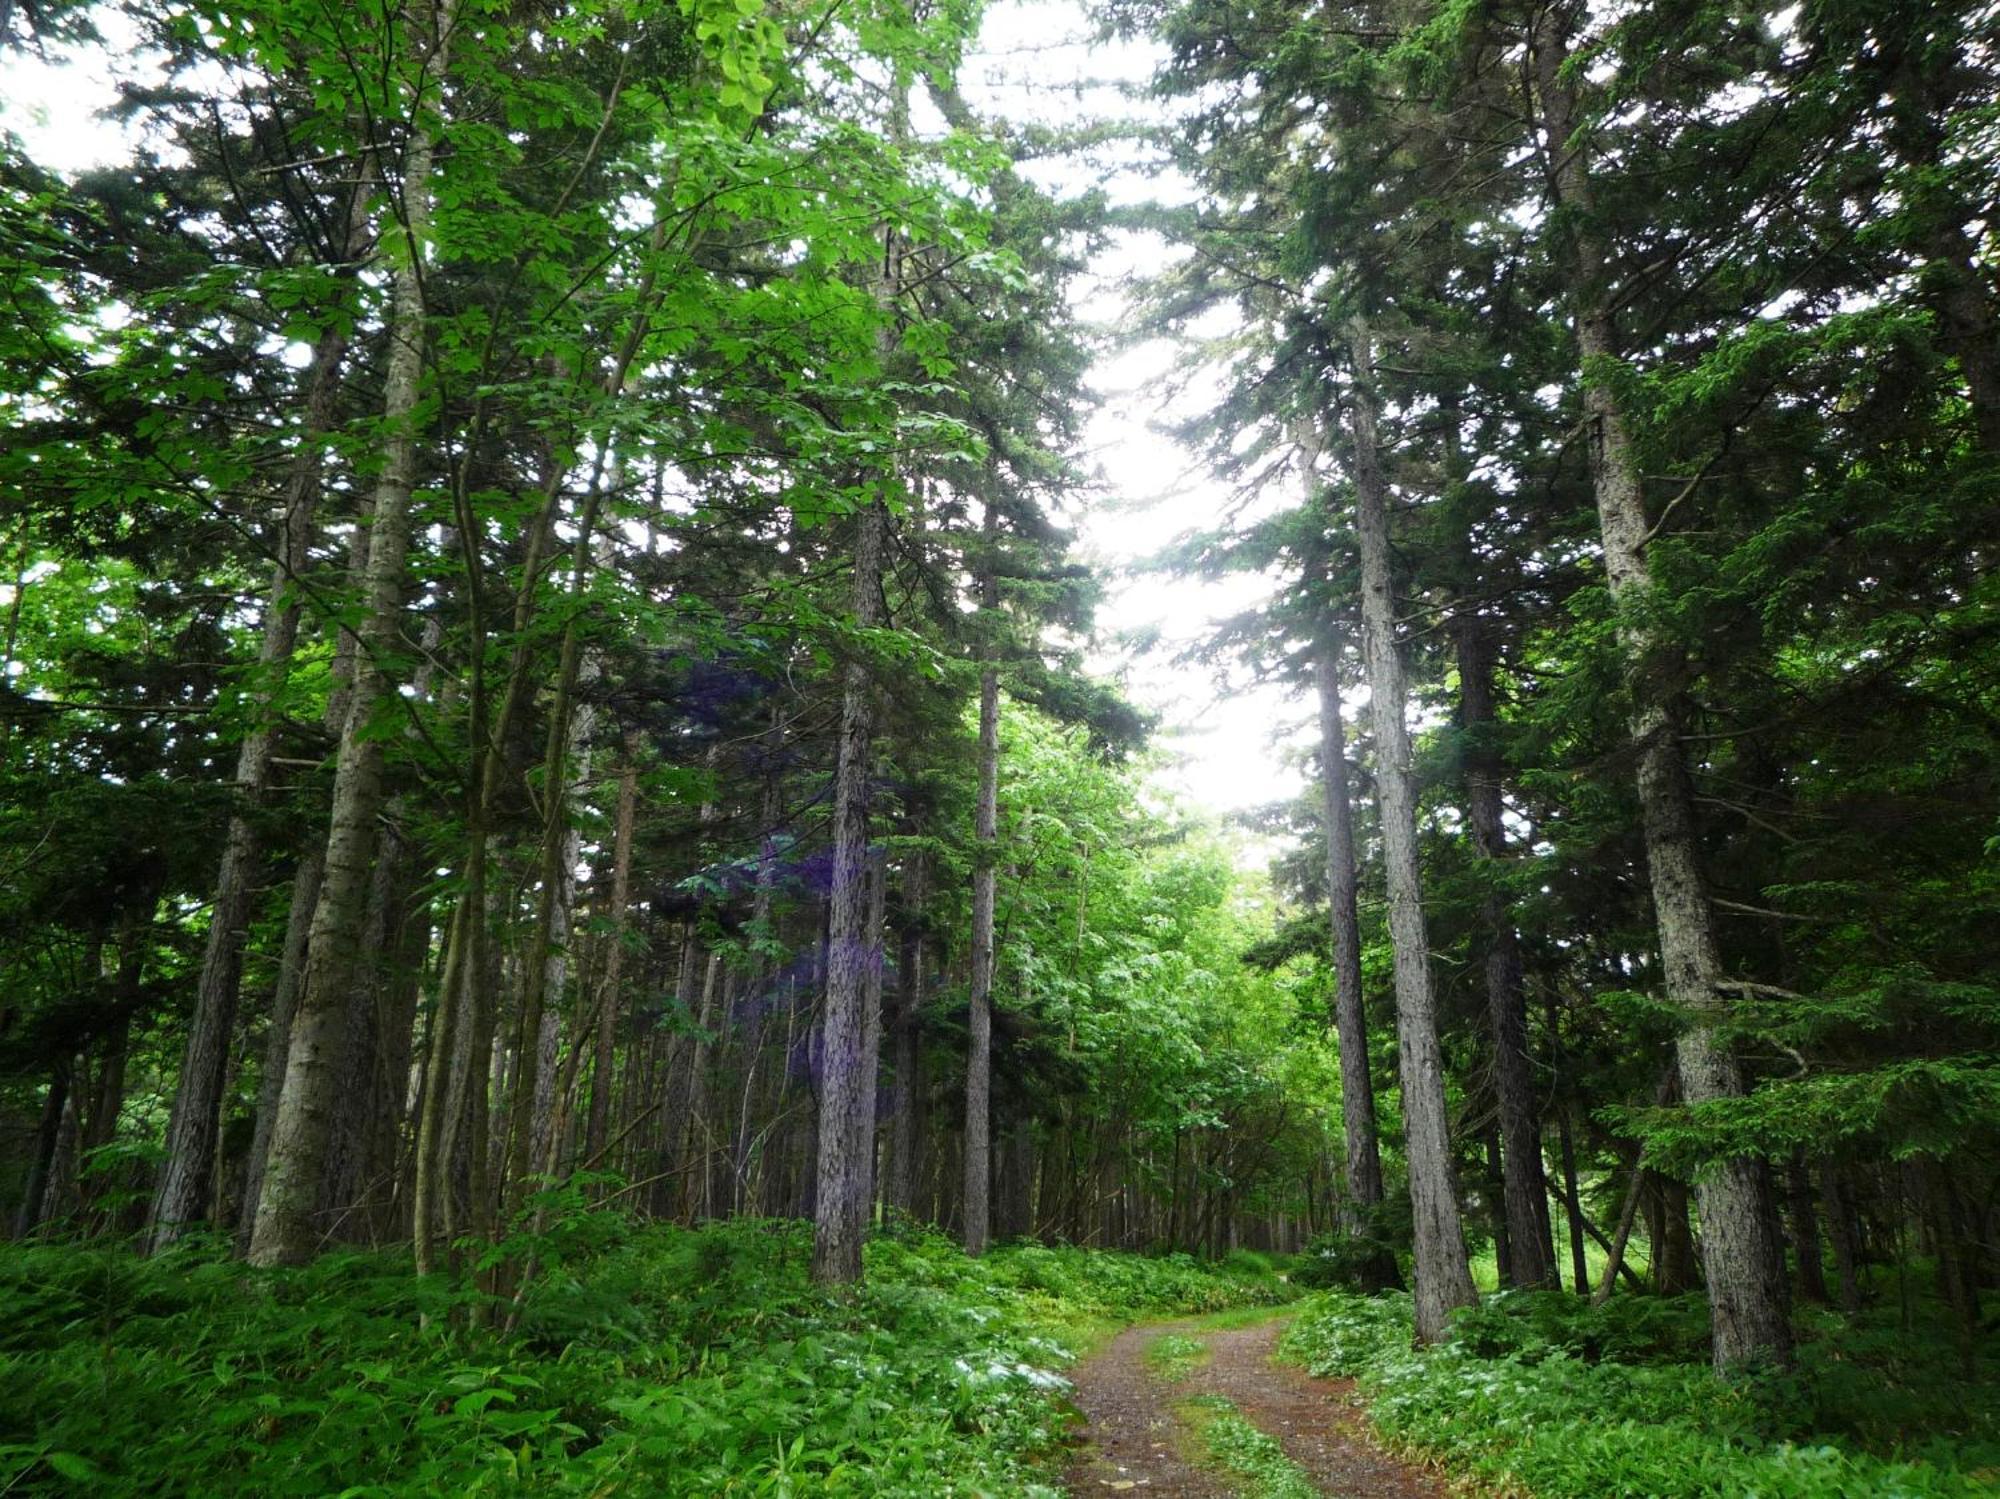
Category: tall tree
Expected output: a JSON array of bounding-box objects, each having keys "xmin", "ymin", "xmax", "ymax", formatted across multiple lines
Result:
[{"xmin": 1525, "ymin": 0, "xmax": 1792, "ymax": 1368}]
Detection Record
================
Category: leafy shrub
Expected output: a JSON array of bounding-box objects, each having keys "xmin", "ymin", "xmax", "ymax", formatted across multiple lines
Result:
[
  {"xmin": 1289, "ymin": 1201, "xmax": 1409, "ymax": 1292},
  {"xmin": 1446, "ymin": 1289, "xmax": 1711, "ymax": 1365},
  {"xmin": 1279, "ymin": 1290, "xmax": 1999, "ymax": 1498},
  {"xmin": 0, "ymin": 1219, "xmax": 1283, "ymax": 1495}
]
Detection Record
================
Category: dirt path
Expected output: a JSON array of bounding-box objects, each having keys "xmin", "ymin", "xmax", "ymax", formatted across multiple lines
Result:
[{"xmin": 1060, "ymin": 1314, "xmax": 1451, "ymax": 1497}]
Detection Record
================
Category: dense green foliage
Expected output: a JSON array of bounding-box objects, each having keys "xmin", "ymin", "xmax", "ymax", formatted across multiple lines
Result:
[
  {"xmin": 1118, "ymin": 0, "xmax": 2000, "ymax": 1373},
  {"xmin": 1283, "ymin": 1290, "xmax": 1999, "ymax": 1496},
  {"xmin": 0, "ymin": 1220, "xmax": 1284, "ymax": 1494},
  {"xmin": 3, "ymin": 0, "xmax": 1998, "ymax": 1484}
]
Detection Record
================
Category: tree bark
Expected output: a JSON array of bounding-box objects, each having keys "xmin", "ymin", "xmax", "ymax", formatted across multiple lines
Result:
[
  {"xmin": 886, "ymin": 849, "xmax": 927, "ymax": 1216},
  {"xmin": 585, "ymin": 747, "xmax": 639, "ymax": 1166},
  {"xmin": 964, "ymin": 597, "xmax": 1000, "ymax": 1256},
  {"xmin": 1786, "ymin": 1151, "xmax": 1829, "ymax": 1305},
  {"xmin": 1821, "ymin": 1158, "xmax": 1864, "ymax": 1313},
  {"xmin": 1298, "ymin": 415, "xmax": 1378, "ymax": 1241},
  {"xmin": 1529, "ymin": 6, "xmax": 1791, "ymax": 1368},
  {"xmin": 859, "ymin": 851, "xmax": 888, "ymax": 1218},
  {"xmin": 249, "ymin": 19, "xmax": 448, "ymax": 1265},
  {"xmin": 14, "ymin": 1061, "xmax": 72, "ymax": 1238},
  {"xmin": 810, "ymin": 497, "xmax": 889, "ymax": 1284},
  {"xmin": 1312, "ymin": 633, "xmax": 1400, "ymax": 1289},
  {"xmin": 238, "ymin": 848, "xmax": 322, "ymax": 1246},
  {"xmin": 1345, "ymin": 320, "xmax": 1477, "ymax": 1343},
  {"xmin": 1455, "ymin": 607, "xmax": 1557, "ymax": 1289},
  {"xmin": 149, "ymin": 227, "xmax": 363, "ymax": 1250}
]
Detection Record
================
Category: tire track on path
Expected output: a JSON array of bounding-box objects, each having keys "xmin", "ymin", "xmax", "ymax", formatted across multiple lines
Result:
[{"xmin": 1060, "ymin": 1313, "xmax": 1453, "ymax": 1497}]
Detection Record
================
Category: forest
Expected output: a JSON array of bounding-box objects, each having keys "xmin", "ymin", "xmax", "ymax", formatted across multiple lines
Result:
[{"xmin": 0, "ymin": 0, "xmax": 1995, "ymax": 1492}]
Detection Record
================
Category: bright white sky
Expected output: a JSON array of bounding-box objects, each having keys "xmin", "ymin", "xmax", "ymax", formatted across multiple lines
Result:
[{"xmin": 0, "ymin": 0, "xmax": 1311, "ymax": 821}]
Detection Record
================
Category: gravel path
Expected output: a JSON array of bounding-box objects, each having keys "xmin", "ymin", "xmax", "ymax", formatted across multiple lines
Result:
[{"xmin": 1060, "ymin": 1313, "xmax": 1453, "ymax": 1497}]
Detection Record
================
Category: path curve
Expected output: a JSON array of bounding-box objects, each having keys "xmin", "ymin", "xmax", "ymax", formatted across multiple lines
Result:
[{"xmin": 1060, "ymin": 1314, "xmax": 1452, "ymax": 1497}]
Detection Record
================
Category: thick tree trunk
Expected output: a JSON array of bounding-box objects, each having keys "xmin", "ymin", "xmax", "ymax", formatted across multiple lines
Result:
[
  {"xmin": 248, "ymin": 41, "xmax": 447, "ymax": 1265},
  {"xmin": 811, "ymin": 498, "xmax": 889, "ymax": 1284},
  {"xmin": 1529, "ymin": 9, "xmax": 1790, "ymax": 1369},
  {"xmin": 150, "ymin": 311, "xmax": 354, "ymax": 1251},
  {"xmin": 1345, "ymin": 321, "xmax": 1477, "ymax": 1343}
]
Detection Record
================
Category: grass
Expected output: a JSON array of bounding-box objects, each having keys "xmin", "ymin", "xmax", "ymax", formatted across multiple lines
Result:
[
  {"xmin": 1279, "ymin": 1282, "xmax": 2000, "ymax": 1498},
  {"xmin": 1146, "ymin": 1332, "xmax": 1210, "ymax": 1380},
  {"xmin": 1175, "ymin": 1394, "xmax": 1321, "ymax": 1499},
  {"xmin": 0, "ymin": 1212, "xmax": 1289, "ymax": 1495}
]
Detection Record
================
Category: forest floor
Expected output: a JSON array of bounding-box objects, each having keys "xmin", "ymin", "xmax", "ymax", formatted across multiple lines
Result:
[{"xmin": 1060, "ymin": 1310, "xmax": 1452, "ymax": 1497}]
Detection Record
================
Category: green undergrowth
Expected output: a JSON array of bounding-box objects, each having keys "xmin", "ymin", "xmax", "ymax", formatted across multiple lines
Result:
[
  {"xmin": 1280, "ymin": 1286, "xmax": 2000, "ymax": 1497},
  {"xmin": 0, "ymin": 1213, "xmax": 1287, "ymax": 1495},
  {"xmin": 1175, "ymin": 1395, "xmax": 1319, "ymax": 1499},
  {"xmin": 1146, "ymin": 1331, "xmax": 1210, "ymax": 1380}
]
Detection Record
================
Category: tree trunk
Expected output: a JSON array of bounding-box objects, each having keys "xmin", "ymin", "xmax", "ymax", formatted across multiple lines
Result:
[
  {"xmin": 811, "ymin": 497, "xmax": 889, "ymax": 1284},
  {"xmin": 1455, "ymin": 606, "xmax": 1556, "ymax": 1289},
  {"xmin": 859, "ymin": 852, "xmax": 888, "ymax": 1219},
  {"xmin": 1821, "ymin": 1158, "xmax": 1864, "ymax": 1312},
  {"xmin": 14, "ymin": 1062, "xmax": 71, "ymax": 1238},
  {"xmin": 1593, "ymin": 1166, "xmax": 1648, "ymax": 1305},
  {"xmin": 238, "ymin": 848, "xmax": 323, "ymax": 1246},
  {"xmin": 964, "ymin": 633, "xmax": 999, "ymax": 1257},
  {"xmin": 248, "ymin": 37, "xmax": 447, "ymax": 1265},
  {"xmin": 1314, "ymin": 639, "xmax": 1400, "ymax": 1293},
  {"xmin": 585, "ymin": 748, "xmax": 639, "ymax": 1166},
  {"xmin": 150, "ymin": 307, "xmax": 354, "ymax": 1251},
  {"xmin": 886, "ymin": 850, "xmax": 926, "ymax": 1216},
  {"xmin": 1529, "ymin": 10, "xmax": 1790, "ymax": 1369},
  {"xmin": 1651, "ymin": 1175, "xmax": 1699, "ymax": 1295},
  {"xmin": 1345, "ymin": 320, "xmax": 1477, "ymax": 1343},
  {"xmin": 1786, "ymin": 1151, "xmax": 1829, "ymax": 1305},
  {"xmin": 1484, "ymin": 1126, "xmax": 1512, "ymax": 1287}
]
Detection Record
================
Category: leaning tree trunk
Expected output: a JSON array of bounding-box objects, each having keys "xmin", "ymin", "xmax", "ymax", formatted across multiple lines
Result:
[
  {"xmin": 1529, "ymin": 5, "xmax": 1791, "ymax": 1370},
  {"xmin": 248, "ymin": 21, "xmax": 448, "ymax": 1266},
  {"xmin": 1344, "ymin": 321, "xmax": 1477, "ymax": 1344}
]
